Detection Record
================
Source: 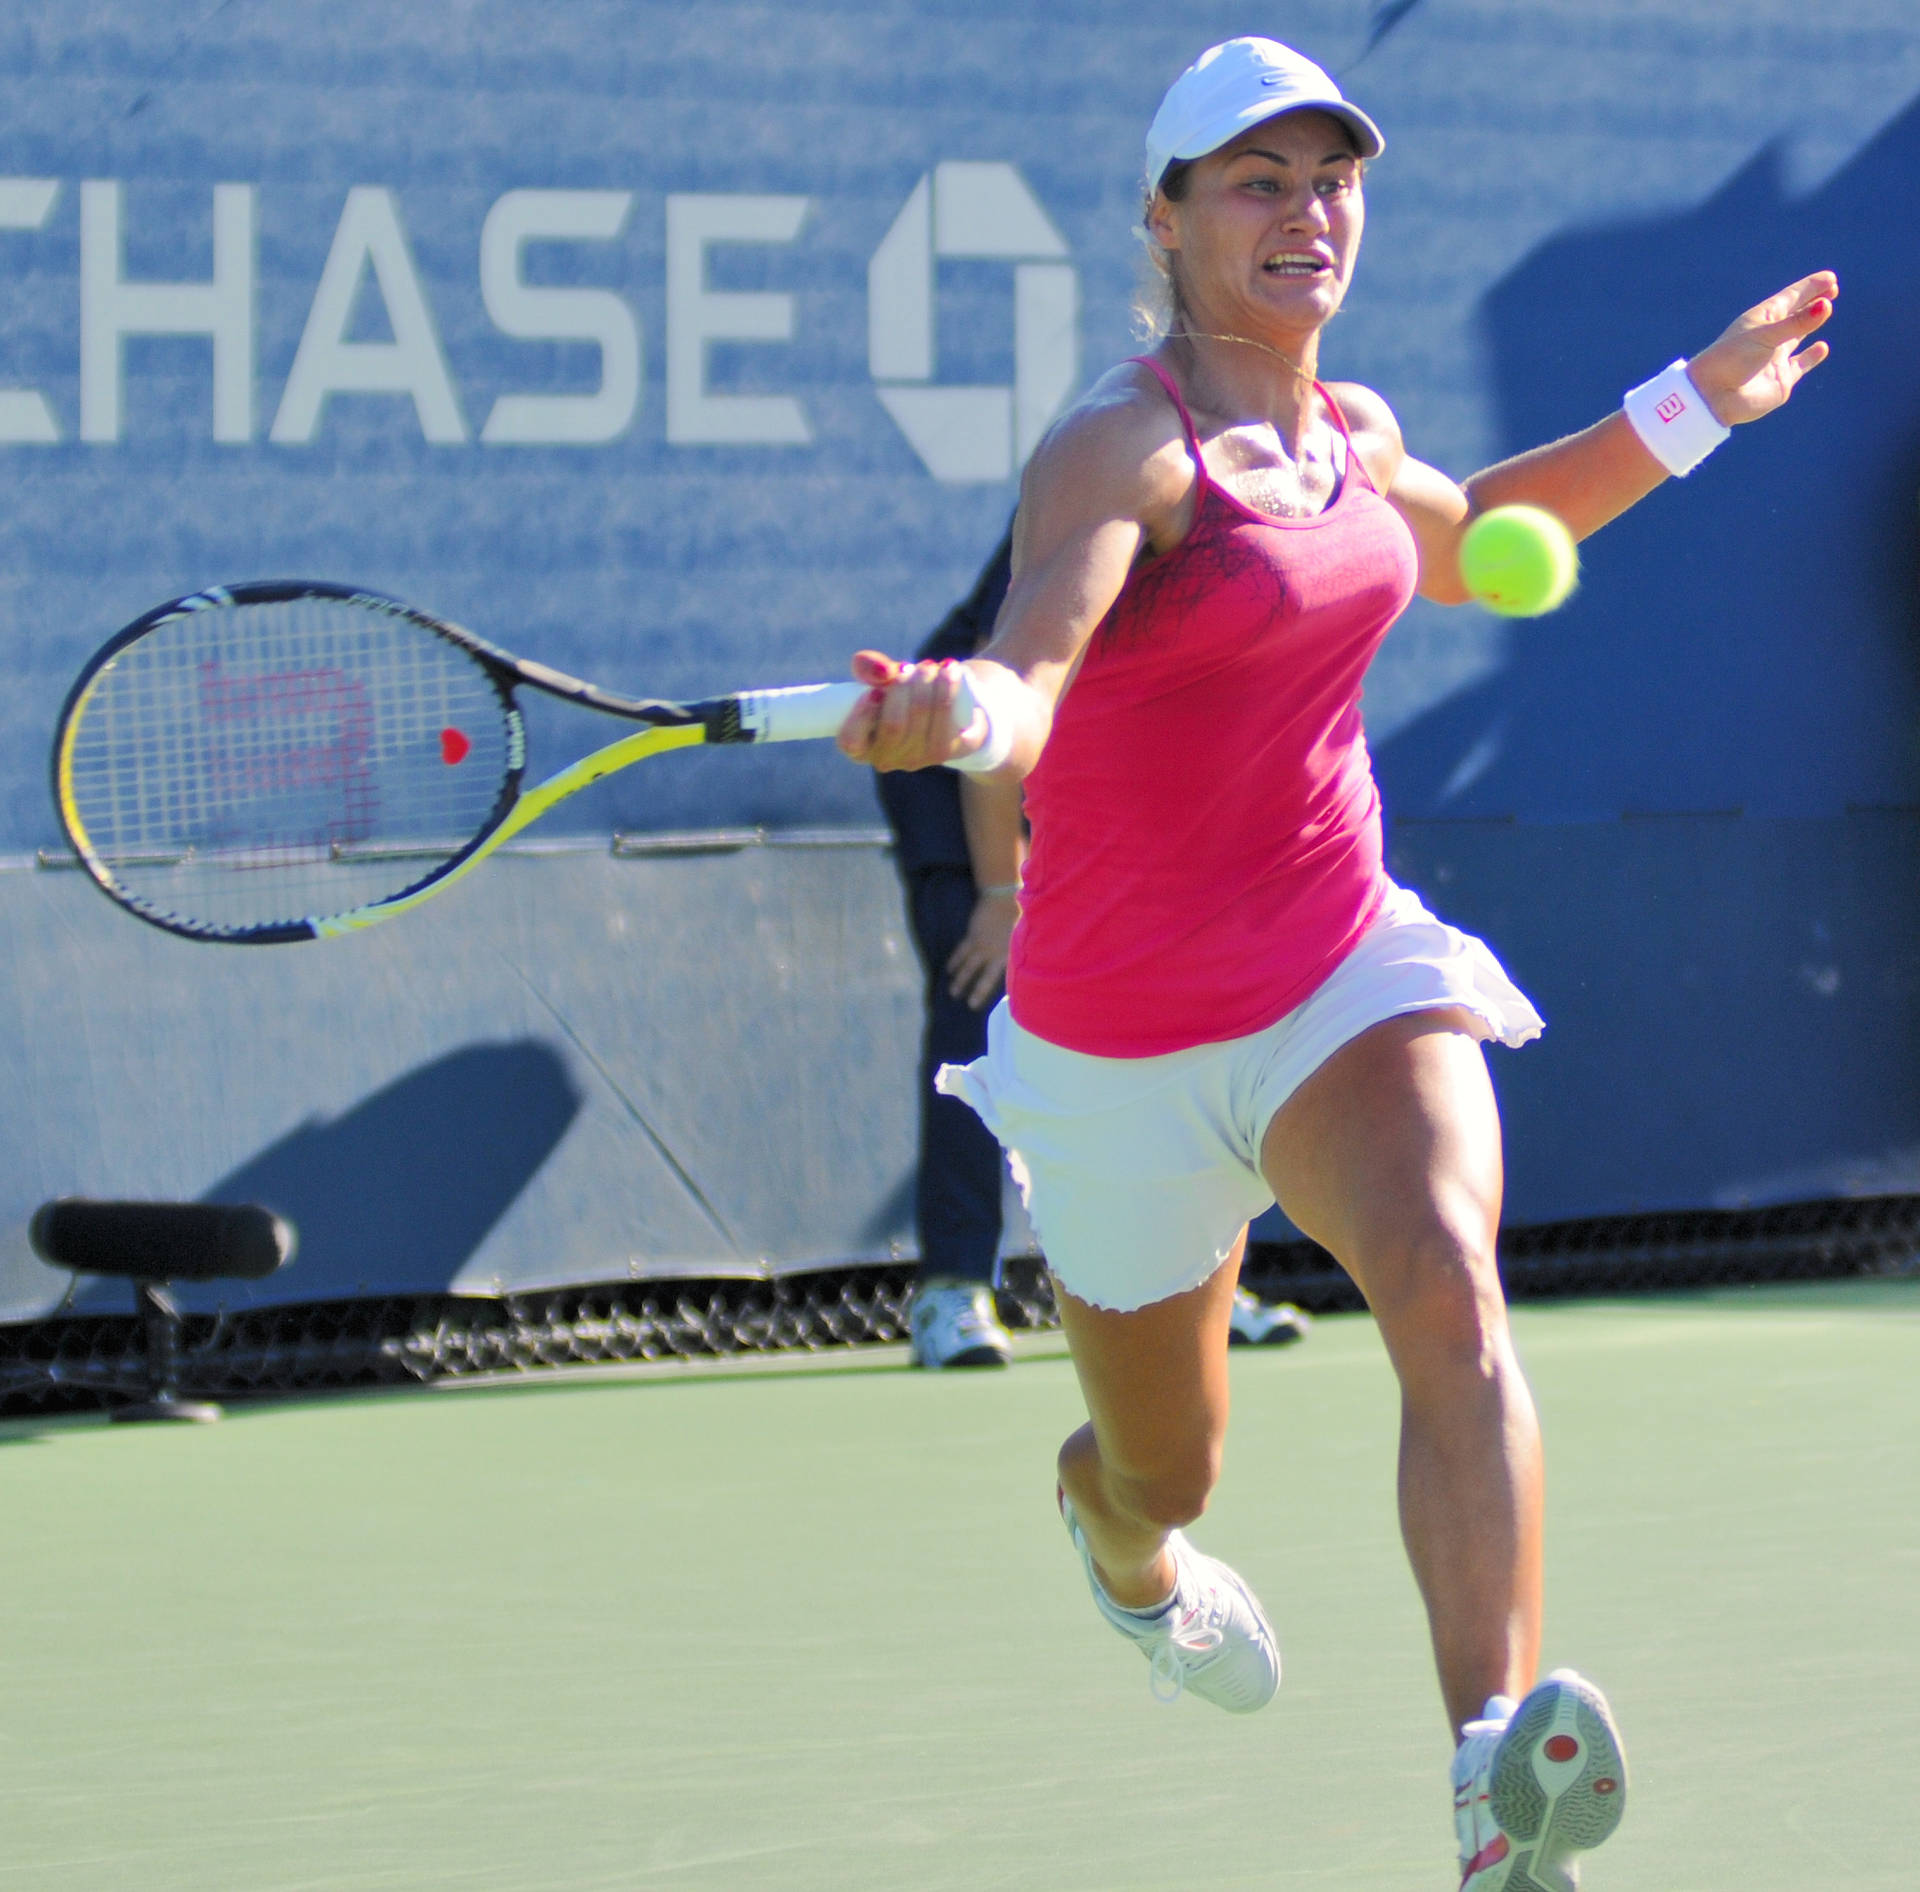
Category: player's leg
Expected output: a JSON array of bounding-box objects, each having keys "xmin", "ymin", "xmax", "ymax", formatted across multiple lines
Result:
[
  {"xmin": 1052, "ymin": 1245, "xmax": 1280, "ymax": 1712},
  {"xmin": 1053, "ymin": 1244, "xmax": 1241, "ymax": 1604},
  {"xmin": 933, "ymin": 1004, "xmax": 1280, "ymax": 1706},
  {"xmin": 1260, "ymin": 1007, "xmax": 1625, "ymax": 1886},
  {"xmin": 1257, "ymin": 1007, "xmax": 1537, "ymax": 1735}
]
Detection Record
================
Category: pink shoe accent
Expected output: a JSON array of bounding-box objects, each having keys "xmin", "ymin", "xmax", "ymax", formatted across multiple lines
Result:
[{"xmin": 1460, "ymin": 1834, "xmax": 1509, "ymax": 1886}]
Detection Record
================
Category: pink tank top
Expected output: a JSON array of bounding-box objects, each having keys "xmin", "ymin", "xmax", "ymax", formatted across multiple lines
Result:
[{"xmin": 1008, "ymin": 357, "xmax": 1419, "ymax": 1057}]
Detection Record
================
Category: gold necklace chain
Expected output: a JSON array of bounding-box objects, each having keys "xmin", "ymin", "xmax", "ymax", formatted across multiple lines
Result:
[
  {"xmin": 1161, "ymin": 331, "xmax": 1335, "ymax": 521},
  {"xmin": 1167, "ymin": 328, "xmax": 1314, "ymax": 381}
]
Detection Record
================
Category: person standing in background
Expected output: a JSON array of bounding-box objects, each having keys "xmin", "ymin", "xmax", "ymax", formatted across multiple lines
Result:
[
  {"xmin": 878, "ymin": 527, "xmax": 1313, "ymax": 1368},
  {"xmin": 875, "ymin": 531, "xmax": 1025, "ymax": 1368}
]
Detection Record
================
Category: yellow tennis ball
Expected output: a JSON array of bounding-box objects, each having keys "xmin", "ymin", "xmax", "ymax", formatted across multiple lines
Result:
[{"xmin": 1459, "ymin": 505, "xmax": 1579, "ymax": 617}]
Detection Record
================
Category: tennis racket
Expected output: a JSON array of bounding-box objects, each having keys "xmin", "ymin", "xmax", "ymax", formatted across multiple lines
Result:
[{"xmin": 51, "ymin": 580, "xmax": 892, "ymax": 945}]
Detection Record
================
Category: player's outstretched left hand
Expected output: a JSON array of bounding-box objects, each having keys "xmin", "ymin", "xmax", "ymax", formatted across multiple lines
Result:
[{"xmin": 1685, "ymin": 271, "xmax": 1838, "ymax": 427}]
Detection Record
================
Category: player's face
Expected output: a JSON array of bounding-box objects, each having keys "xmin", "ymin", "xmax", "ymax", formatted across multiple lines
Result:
[{"xmin": 1152, "ymin": 110, "xmax": 1364, "ymax": 341}]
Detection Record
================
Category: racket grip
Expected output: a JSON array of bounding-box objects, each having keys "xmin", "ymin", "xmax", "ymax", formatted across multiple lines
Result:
[
  {"xmin": 737, "ymin": 672, "xmax": 1006, "ymax": 765},
  {"xmin": 735, "ymin": 680, "xmax": 870, "ymax": 743},
  {"xmin": 944, "ymin": 672, "xmax": 1013, "ymax": 775}
]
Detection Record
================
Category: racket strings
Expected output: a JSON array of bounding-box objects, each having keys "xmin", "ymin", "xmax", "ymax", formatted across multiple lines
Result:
[{"xmin": 63, "ymin": 596, "xmax": 516, "ymax": 934}]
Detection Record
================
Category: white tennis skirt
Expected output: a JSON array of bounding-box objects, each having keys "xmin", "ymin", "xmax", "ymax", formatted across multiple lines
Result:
[{"xmin": 935, "ymin": 885, "xmax": 1543, "ymax": 1313}]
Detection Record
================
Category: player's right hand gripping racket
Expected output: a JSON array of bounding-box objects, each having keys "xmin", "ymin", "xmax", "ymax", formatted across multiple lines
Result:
[{"xmin": 51, "ymin": 580, "xmax": 897, "ymax": 944}]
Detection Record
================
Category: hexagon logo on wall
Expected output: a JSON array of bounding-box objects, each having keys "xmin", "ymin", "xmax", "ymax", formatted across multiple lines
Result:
[{"xmin": 868, "ymin": 163, "xmax": 1079, "ymax": 484}]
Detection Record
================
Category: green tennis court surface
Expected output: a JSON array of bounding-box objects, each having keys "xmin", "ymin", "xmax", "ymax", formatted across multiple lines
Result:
[{"xmin": 0, "ymin": 1278, "xmax": 1910, "ymax": 1890}]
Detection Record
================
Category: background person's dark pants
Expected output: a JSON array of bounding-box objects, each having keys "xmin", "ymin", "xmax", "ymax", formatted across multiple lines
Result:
[{"xmin": 905, "ymin": 866, "xmax": 1004, "ymax": 1287}]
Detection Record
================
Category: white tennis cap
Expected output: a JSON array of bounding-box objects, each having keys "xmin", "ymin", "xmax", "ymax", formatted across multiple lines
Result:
[{"xmin": 1144, "ymin": 38, "xmax": 1384, "ymax": 196}]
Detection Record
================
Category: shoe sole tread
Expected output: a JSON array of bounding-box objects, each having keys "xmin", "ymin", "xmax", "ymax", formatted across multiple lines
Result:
[
  {"xmin": 1489, "ymin": 1674, "xmax": 1627, "ymax": 1869},
  {"xmin": 913, "ymin": 1345, "xmax": 1010, "ymax": 1368}
]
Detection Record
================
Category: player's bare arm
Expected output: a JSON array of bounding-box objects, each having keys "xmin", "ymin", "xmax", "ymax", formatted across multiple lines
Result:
[
  {"xmin": 839, "ymin": 365, "xmax": 1192, "ymax": 778},
  {"xmin": 1356, "ymin": 270, "xmax": 1837, "ymax": 605}
]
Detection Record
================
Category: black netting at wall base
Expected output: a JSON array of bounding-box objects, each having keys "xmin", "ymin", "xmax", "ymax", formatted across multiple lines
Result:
[
  {"xmin": 0, "ymin": 1194, "xmax": 1914, "ymax": 1417},
  {"xmin": 1244, "ymin": 1193, "xmax": 1920, "ymax": 1311}
]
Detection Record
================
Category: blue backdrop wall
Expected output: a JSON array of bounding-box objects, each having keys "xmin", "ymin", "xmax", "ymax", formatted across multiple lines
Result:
[{"xmin": 0, "ymin": 1, "xmax": 1915, "ymax": 1315}]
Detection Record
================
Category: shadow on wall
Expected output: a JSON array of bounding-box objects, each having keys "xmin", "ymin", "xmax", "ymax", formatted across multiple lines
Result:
[
  {"xmin": 1375, "ymin": 92, "xmax": 1920, "ymax": 825},
  {"xmin": 70, "ymin": 1039, "xmax": 583, "ymax": 1310}
]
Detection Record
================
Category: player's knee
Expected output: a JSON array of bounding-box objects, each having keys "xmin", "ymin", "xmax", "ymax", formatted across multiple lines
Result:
[{"xmin": 1365, "ymin": 1226, "xmax": 1508, "ymax": 1381}]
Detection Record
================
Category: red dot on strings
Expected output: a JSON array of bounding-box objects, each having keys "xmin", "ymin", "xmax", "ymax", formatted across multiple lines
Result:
[{"xmin": 440, "ymin": 728, "xmax": 471, "ymax": 765}]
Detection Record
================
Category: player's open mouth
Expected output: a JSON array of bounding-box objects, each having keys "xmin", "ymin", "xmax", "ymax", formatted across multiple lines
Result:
[{"xmin": 1263, "ymin": 252, "xmax": 1329, "ymax": 276}]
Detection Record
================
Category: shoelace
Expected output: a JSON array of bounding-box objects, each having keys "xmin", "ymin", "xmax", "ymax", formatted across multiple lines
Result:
[
  {"xmin": 1058, "ymin": 1496, "xmax": 1234, "ymax": 1707},
  {"xmin": 1144, "ymin": 1601, "xmax": 1225, "ymax": 1704}
]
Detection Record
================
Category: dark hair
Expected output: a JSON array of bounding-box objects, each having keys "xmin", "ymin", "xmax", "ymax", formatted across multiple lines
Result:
[{"xmin": 1157, "ymin": 158, "xmax": 1196, "ymax": 203}]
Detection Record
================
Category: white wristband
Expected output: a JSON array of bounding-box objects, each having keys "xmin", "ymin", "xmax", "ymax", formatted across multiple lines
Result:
[
  {"xmin": 944, "ymin": 674, "xmax": 1014, "ymax": 775},
  {"xmin": 1623, "ymin": 359, "xmax": 1730, "ymax": 478}
]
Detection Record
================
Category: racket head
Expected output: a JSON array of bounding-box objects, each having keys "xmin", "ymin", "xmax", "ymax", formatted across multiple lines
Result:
[{"xmin": 52, "ymin": 582, "xmax": 525, "ymax": 943}]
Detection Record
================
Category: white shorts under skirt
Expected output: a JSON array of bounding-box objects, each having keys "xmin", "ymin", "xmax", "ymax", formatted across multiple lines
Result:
[{"xmin": 935, "ymin": 885, "xmax": 1543, "ymax": 1313}]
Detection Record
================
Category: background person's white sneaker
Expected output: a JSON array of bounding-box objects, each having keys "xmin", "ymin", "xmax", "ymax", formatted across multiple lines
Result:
[
  {"xmin": 1453, "ymin": 1671, "xmax": 1628, "ymax": 1890},
  {"xmin": 907, "ymin": 1279, "xmax": 1013, "ymax": 1368},
  {"xmin": 1059, "ymin": 1492, "xmax": 1280, "ymax": 1712},
  {"xmin": 1228, "ymin": 1287, "xmax": 1311, "ymax": 1346}
]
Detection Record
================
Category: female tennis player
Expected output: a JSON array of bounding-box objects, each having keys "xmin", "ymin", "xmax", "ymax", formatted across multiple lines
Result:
[{"xmin": 839, "ymin": 37, "xmax": 1835, "ymax": 1890}]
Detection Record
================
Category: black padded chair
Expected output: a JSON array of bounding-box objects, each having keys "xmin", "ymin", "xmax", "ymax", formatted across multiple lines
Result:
[{"xmin": 29, "ymin": 1200, "xmax": 295, "ymax": 1422}]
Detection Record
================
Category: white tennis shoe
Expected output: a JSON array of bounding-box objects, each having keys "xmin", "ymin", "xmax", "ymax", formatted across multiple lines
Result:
[
  {"xmin": 907, "ymin": 1279, "xmax": 1013, "ymax": 1369},
  {"xmin": 1058, "ymin": 1492, "xmax": 1280, "ymax": 1712},
  {"xmin": 1227, "ymin": 1287, "xmax": 1311, "ymax": 1346},
  {"xmin": 1453, "ymin": 1670, "xmax": 1628, "ymax": 1890}
]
